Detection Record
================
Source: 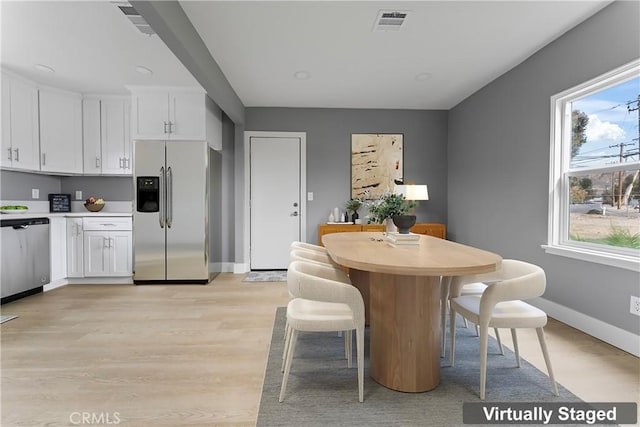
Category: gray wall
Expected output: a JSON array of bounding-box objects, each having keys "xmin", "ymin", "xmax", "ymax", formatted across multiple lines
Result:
[
  {"xmin": 447, "ymin": 1, "xmax": 640, "ymax": 334},
  {"xmin": 0, "ymin": 170, "xmax": 133, "ymax": 202},
  {"xmin": 246, "ymin": 108, "xmax": 448, "ymax": 244},
  {"xmin": 0, "ymin": 170, "xmax": 61, "ymax": 200},
  {"xmin": 60, "ymin": 176, "xmax": 133, "ymax": 201},
  {"xmin": 221, "ymin": 113, "xmax": 235, "ymax": 264},
  {"xmin": 209, "ymin": 148, "xmax": 223, "ymax": 268}
]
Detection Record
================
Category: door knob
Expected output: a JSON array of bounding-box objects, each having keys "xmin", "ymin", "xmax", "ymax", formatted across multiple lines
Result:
[
  {"xmin": 293, "ymin": 202, "xmax": 298, "ymax": 207},
  {"xmin": 291, "ymin": 211, "xmax": 299, "ymax": 216}
]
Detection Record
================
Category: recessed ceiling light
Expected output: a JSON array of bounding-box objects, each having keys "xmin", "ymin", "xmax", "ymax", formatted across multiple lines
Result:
[
  {"xmin": 415, "ymin": 72, "xmax": 432, "ymax": 82},
  {"xmin": 294, "ymin": 71, "xmax": 310, "ymax": 80},
  {"xmin": 135, "ymin": 65, "xmax": 153, "ymax": 75},
  {"xmin": 34, "ymin": 64, "xmax": 55, "ymax": 73}
]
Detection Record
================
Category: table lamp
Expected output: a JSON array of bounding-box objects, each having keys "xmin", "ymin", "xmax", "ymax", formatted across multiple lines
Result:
[{"xmin": 392, "ymin": 184, "xmax": 429, "ymax": 234}]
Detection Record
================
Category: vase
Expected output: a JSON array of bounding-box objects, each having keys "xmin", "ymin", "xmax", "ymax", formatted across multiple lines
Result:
[
  {"xmin": 351, "ymin": 211, "xmax": 359, "ymax": 223},
  {"xmin": 384, "ymin": 218, "xmax": 397, "ymax": 233},
  {"xmin": 392, "ymin": 215, "xmax": 417, "ymax": 234}
]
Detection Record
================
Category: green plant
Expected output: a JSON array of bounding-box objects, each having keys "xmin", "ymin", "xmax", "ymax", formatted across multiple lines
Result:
[
  {"xmin": 366, "ymin": 192, "xmax": 416, "ymax": 224},
  {"xmin": 604, "ymin": 227, "xmax": 640, "ymax": 249},
  {"xmin": 345, "ymin": 197, "xmax": 363, "ymax": 213}
]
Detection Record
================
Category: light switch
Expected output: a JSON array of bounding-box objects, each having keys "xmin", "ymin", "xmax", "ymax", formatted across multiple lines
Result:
[
  {"xmin": 31, "ymin": 189, "xmax": 39, "ymax": 199},
  {"xmin": 307, "ymin": 192, "xmax": 314, "ymax": 201}
]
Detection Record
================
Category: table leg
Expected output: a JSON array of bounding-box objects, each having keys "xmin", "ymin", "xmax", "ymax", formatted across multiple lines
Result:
[{"xmin": 369, "ymin": 273, "xmax": 441, "ymax": 392}]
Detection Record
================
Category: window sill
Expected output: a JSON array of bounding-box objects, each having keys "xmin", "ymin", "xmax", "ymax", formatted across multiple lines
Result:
[{"xmin": 541, "ymin": 244, "xmax": 640, "ymax": 272}]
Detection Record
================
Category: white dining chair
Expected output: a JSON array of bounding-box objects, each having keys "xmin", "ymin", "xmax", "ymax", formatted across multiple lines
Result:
[
  {"xmin": 449, "ymin": 259, "xmax": 559, "ymax": 400},
  {"xmin": 283, "ymin": 252, "xmax": 351, "ymax": 365},
  {"xmin": 440, "ymin": 277, "xmax": 504, "ymax": 357},
  {"xmin": 280, "ymin": 260, "xmax": 365, "ymax": 403},
  {"xmin": 290, "ymin": 241, "xmax": 329, "ymax": 255},
  {"xmin": 289, "ymin": 248, "xmax": 343, "ymax": 272}
]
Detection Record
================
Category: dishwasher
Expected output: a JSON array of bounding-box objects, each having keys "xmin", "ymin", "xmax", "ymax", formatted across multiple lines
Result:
[{"xmin": 1, "ymin": 217, "xmax": 50, "ymax": 304}]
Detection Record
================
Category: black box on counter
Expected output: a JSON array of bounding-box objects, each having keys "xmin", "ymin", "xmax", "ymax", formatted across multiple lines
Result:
[{"xmin": 48, "ymin": 194, "xmax": 71, "ymax": 212}]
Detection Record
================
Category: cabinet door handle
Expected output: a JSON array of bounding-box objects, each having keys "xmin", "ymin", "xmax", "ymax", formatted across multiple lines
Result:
[
  {"xmin": 14, "ymin": 148, "xmax": 19, "ymax": 161},
  {"xmin": 7, "ymin": 148, "xmax": 12, "ymax": 161},
  {"xmin": 41, "ymin": 153, "xmax": 46, "ymax": 165},
  {"xmin": 124, "ymin": 157, "xmax": 129, "ymax": 169},
  {"xmin": 96, "ymin": 157, "xmax": 101, "ymax": 168},
  {"xmin": 168, "ymin": 121, "xmax": 173, "ymax": 134},
  {"xmin": 119, "ymin": 157, "xmax": 123, "ymax": 169},
  {"xmin": 163, "ymin": 121, "xmax": 168, "ymax": 134}
]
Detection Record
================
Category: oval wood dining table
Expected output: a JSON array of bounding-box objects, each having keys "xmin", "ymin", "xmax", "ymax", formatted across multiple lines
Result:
[{"xmin": 322, "ymin": 231, "xmax": 502, "ymax": 393}]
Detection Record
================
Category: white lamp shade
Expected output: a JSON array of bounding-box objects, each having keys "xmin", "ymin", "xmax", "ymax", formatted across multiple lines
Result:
[{"xmin": 395, "ymin": 184, "xmax": 429, "ymax": 200}]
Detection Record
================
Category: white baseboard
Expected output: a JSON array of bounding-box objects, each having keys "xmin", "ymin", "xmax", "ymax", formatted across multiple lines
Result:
[
  {"xmin": 44, "ymin": 279, "xmax": 68, "ymax": 292},
  {"xmin": 210, "ymin": 262, "xmax": 235, "ymax": 273},
  {"xmin": 531, "ymin": 297, "xmax": 640, "ymax": 357},
  {"xmin": 233, "ymin": 263, "xmax": 250, "ymax": 274}
]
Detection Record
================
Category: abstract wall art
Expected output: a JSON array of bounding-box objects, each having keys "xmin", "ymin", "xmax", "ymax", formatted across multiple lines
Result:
[{"xmin": 351, "ymin": 133, "xmax": 403, "ymax": 199}]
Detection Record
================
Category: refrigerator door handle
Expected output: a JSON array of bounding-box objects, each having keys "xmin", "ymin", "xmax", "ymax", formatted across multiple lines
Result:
[
  {"xmin": 159, "ymin": 166, "xmax": 165, "ymax": 229},
  {"xmin": 167, "ymin": 166, "xmax": 173, "ymax": 228}
]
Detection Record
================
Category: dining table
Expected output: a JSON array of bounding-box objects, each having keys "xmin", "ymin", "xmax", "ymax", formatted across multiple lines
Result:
[{"xmin": 322, "ymin": 231, "xmax": 502, "ymax": 393}]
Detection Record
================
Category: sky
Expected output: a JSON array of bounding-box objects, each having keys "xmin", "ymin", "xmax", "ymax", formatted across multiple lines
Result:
[{"xmin": 571, "ymin": 76, "xmax": 640, "ymax": 169}]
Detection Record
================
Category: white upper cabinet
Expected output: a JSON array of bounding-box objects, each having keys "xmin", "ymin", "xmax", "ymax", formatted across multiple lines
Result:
[
  {"xmin": 1, "ymin": 73, "xmax": 40, "ymax": 171},
  {"xmin": 82, "ymin": 98, "xmax": 102, "ymax": 174},
  {"xmin": 83, "ymin": 96, "xmax": 131, "ymax": 175},
  {"xmin": 39, "ymin": 88, "xmax": 83, "ymax": 174},
  {"xmin": 101, "ymin": 98, "xmax": 131, "ymax": 174},
  {"xmin": 130, "ymin": 88, "xmax": 206, "ymax": 140}
]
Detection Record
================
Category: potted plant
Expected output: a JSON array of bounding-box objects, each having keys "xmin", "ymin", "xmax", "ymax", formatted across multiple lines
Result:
[
  {"xmin": 345, "ymin": 197, "xmax": 363, "ymax": 222},
  {"xmin": 366, "ymin": 192, "xmax": 416, "ymax": 232}
]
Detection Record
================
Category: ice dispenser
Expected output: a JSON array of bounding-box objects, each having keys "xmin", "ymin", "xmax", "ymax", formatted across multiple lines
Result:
[{"xmin": 136, "ymin": 177, "xmax": 160, "ymax": 213}]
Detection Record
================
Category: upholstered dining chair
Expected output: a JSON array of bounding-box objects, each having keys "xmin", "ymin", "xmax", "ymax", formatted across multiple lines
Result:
[
  {"xmin": 289, "ymin": 248, "xmax": 344, "ymax": 272},
  {"xmin": 290, "ymin": 241, "xmax": 329, "ymax": 255},
  {"xmin": 449, "ymin": 259, "xmax": 559, "ymax": 400},
  {"xmin": 284, "ymin": 250, "xmax": 351, "ymax": 364},
  {"xmin": 440, "ymin": 277, "xmax": 504, "ymax": 357},
  {"xmin": 280, "ymin": 260, "xmax": 365, "ymax": 403}
]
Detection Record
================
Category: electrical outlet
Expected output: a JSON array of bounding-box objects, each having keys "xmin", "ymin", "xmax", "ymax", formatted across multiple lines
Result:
[
  {"xmin": 75, "ymin": 191, "xmax": 83, "ymax": 200},
  {"xmin": 31, "ymin": 188, "xmax": 39, "ymax": 199},
  {"xmin": 631, "ymin": 296, "xmax": 640, "ymax": 317},
  {"xmin": 307, "ymin": 192, "xmax": 314, "ymax": 201}
]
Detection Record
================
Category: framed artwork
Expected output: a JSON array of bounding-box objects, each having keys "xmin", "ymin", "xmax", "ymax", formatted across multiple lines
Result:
[{"xmin": 351, "ymin": 133, "xmax": 404, "ymax": 199}]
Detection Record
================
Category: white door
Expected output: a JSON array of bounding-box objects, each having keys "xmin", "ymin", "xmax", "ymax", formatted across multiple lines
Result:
[
  {"xmin": 83, "ymin": 232, "xmax": 109, "ymax": 277},
  {"xmin": 66, "ymin": 218, "xmax": 84, "ymax": 278},
  {"xmin": 250, "ymin": 137, "xmax": 301, "ymax": 269}
]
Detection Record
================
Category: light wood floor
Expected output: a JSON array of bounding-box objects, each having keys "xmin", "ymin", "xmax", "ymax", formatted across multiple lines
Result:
[{"xmin": 1, "ymin": 274, "xmax": 638, "ymax": 426}]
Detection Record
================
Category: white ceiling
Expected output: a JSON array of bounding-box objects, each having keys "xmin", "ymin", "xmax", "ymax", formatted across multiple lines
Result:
[
  {"xmin": 2, "ymin": 1, "xmax": 611, "ymax": 110},
  {"xmin": 0, "ymin": 1, "xmax": 199, "ymax": 94}
]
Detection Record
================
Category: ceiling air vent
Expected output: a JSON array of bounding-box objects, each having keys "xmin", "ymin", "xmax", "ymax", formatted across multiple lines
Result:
[
  {"xmin": 373, "ymin": 10, "xmax": 409, "ymax": 32},
  {"xmin": 113, "ymin": 2, "xmax": 155, "ymax": 36}
]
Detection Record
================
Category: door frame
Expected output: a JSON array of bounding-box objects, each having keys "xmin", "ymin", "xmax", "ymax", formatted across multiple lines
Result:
[{"xmin": 243, "ymin": 131, "xmax": 307, "ymax": 271}]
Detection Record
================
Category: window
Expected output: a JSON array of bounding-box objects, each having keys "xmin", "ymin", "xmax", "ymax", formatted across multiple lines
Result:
[{"xmin": 546, "ymin": 60, "xmax": 640, "ymax": 271}]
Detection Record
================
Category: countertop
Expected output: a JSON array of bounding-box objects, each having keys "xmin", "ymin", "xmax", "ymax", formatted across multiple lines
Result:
[{"xmin": 0, "ymin": 211, "xmax": 132, "ymax": 220}]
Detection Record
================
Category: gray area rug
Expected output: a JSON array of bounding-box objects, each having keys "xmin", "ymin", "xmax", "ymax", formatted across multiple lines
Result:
[
  {"xmin": 243, "ymin": 270, "xmax": 288, "ymax": 282},
  {"xmin": 0, "ymin": 315, "xmax": 18, "ymax": 324},
  {"xmin": 257, "ymin": 307, "xmax": 583, "ymax": 426}
]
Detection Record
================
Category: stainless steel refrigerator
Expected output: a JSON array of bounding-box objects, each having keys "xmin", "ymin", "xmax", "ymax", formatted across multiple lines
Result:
[{"xmin": 133, "ymin": 140, "xmax": 209, "ymax": 283}]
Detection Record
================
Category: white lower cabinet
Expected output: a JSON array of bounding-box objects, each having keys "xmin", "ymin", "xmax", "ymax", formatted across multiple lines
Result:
[
  {"xmin": 83, "ymin": 231, "xmax": 132, "ymax": 277},
  {"xmin": 66, "ymin": 218, "xmax": 84, "ymax": 278},
  {"xmin": 82, "ymin": 217, "xmax": 132, "ymax": 277}
]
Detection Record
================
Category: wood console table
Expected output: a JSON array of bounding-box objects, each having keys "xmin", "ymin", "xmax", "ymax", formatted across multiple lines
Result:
[
  {"xmin": 322, "ymin": 232, "xmax": 501, "ymax": 393},
  {"xmin": 318, "ymin": 222, "xmax": 446, "ymax": 246}
]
